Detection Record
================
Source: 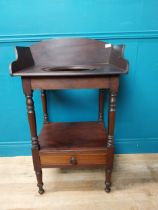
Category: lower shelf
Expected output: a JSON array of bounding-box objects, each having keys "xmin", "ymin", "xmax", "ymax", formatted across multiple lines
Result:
[{"xmin": 38, "ymin": 121, "xmax": 108, "ymax": 167}]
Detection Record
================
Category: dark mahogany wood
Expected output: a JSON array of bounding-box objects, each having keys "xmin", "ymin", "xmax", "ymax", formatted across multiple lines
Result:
[
  {"xmin": 98, "ymin": 89, "xmax": 105, "ymax": 121},
  {"xmin": 39, "ymin": 122, "xmax": 107, "ymax": 168},
  {"xmin": 22, "ymin": 78, "xmax": 44, "ymax": 194},
  {"xmin": 105, "ymin": 91, "xmax": 118, "ymax": 192},
  {"xmin": 39, "ymin": 122, "xmax": 107, "ymax": 151},
  {"xmin": 31, "ymin": 76, "xmax": 112, "ymax": 90},
  {"xmin": 10, "ymin": 38, "xmax": 128, "ymax": 77},
  {"xmin": 41, "ymin": 90, "xmax": 48, "ymax": 124},
  {"xmin": 40, "ymin": 150, "xmax": 107, "ymax": 168},
  {"xmin": 10, "ymin": 38, "xmax": 128, "ymax": 194}
]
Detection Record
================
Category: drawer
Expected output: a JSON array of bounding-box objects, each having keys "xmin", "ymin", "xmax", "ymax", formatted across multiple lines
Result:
[{"xmin": 40, "ymin": 150, "xmax": 107, "ymax": 167}]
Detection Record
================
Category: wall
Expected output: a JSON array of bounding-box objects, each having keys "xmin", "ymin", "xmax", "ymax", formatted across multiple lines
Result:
[{"xmin": 0, "ymin": 0, "xmax": 158, "ymax": 156}]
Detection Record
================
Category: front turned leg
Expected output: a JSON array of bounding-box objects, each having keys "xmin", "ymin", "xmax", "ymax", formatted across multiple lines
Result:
[
  {"xmin": 105, "ymin": 91, "xmax": 117, "ymax": 193},
  {"xmin": 105, "ymin": 169, "xmax": 112, "ymax": 193},
  {"xmin": 36, "ymin": 170, "xmax": 44, "ymax": 194},
  {"xmin": 25, "ymin": 91, "xmax": 45, "ymax": 194},
  {"xmin": 105, "ymin": 147, "xmax": 114, "ymax": 193}
]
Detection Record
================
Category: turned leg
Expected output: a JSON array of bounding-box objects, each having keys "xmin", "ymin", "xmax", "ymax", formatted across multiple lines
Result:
[
  {"xmin": 22, "ymin": 78, "xmax": 44, "ymax": 194},
  {"xmin": 41, "ymin": 90, "xmax": 48, "ymax": 123},
  {"xmin": 98, "ymin": 89, "xmax": 105, "ymax": 122},
  {"xmin": 105, "ymin": 91, "xmax": 117, "ymax": 193},
  {"xmin": 26, "ymin": 93, "xmax": 44, "ymax": 194}
]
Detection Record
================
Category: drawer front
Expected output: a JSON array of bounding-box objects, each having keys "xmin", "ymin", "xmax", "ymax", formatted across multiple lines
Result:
[{"xmin": 40, "ymin": 151, "xmax": 106, "ymax": 167}]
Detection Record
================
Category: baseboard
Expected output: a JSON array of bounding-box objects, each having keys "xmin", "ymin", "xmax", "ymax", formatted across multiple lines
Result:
[
  {"xmin": 115, "ymin": 139, "xmax": 158, "ymax": 154},
  {"xmin": 0, "ymin": 139, "xmax": 158, "ymax": 156},
  {"xmin": 0, "ymin": 142, "xmax": 31, "ymax": 157}
]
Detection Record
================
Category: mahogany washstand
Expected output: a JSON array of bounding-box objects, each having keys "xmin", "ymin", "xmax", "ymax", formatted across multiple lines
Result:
[{"xmin": 10, "ymin": 38, "xmax": 128, "ymax": 193}]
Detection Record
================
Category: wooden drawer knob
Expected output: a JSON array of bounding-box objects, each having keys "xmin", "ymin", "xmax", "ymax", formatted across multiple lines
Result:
[{"xmin": 69, "ymin": 156, "xmax": 77, "ymax": 165}]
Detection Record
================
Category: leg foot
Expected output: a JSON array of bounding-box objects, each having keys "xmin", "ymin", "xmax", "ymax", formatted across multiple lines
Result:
[
  {"xmin": 105, "ymin": 168, "xmax": 112, "ymax": 193},
  {"xmin": 37, "ymin": 183, "xmax": 45, "ymax": 194},
  {"xmin": 105, "ymin": 181, "xmax": 111, "ymax": 193},
  {"xmin": 35, "ymin": 170, "xmax": 44, "ymax": 194}
]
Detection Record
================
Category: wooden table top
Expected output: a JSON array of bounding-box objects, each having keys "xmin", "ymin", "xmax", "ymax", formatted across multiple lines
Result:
[{"xmin": 10, "ymin": 38, "xmax": 128, "ymax": 77}]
